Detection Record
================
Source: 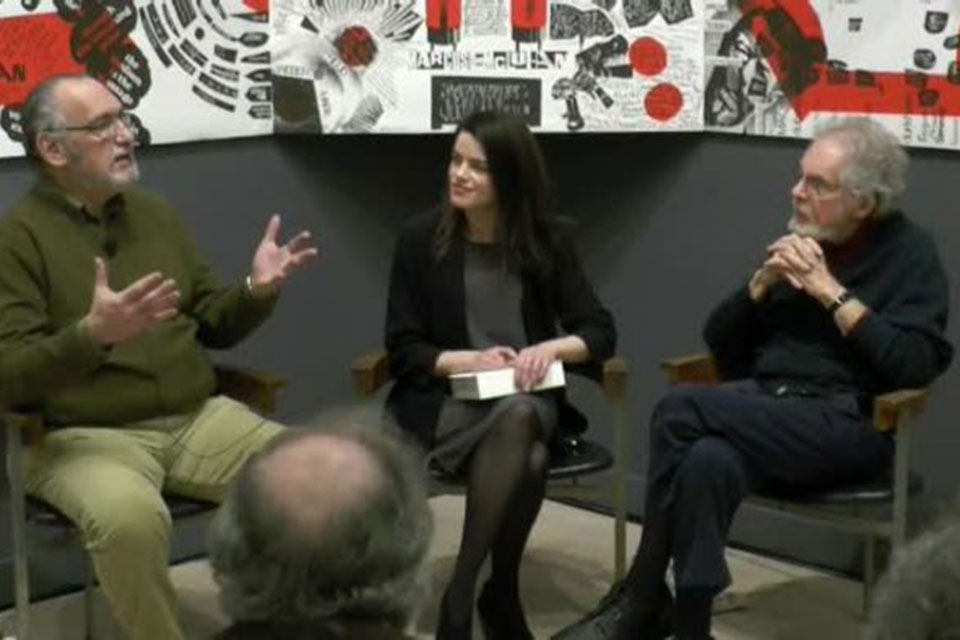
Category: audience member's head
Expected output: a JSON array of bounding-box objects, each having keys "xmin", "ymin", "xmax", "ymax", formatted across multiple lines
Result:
[
  {"xmin": 868, "ymin": 514, "xmax": 960, "ymax": 640},
  {"xmin": 209, "ymin": 411, "xmax": 433, "ymax": 635}
]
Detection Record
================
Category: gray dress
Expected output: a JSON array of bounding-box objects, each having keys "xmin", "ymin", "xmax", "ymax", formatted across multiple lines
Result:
[{"xmin": 429, "ymin": 242, "xmax": 558, "ymax": 473}]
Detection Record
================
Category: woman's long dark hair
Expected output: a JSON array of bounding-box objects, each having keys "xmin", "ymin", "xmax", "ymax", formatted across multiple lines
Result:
[{"xmin": 433, "ymin": 111, "xmax": 559, "ymax": 278}]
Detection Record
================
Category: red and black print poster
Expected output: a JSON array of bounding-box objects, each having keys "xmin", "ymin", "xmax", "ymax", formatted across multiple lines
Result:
[
  {"xmin": 706, "ymin": 0, "xmax": 960, "ymax": 149},
  {"xmin": 0, "ymin": 0, "xmax": 272, "ymax": 158},
  {"xmin": 271, "ymin": 0, "xmax": 705, "ymax": 133}
]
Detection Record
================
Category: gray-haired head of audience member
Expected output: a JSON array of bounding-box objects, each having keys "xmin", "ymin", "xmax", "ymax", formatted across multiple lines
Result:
[
  {"xmin": 208, "ymin": 412, "xmax": 433, "ymax": 630},
  {"xmin": 814, "ymin": 117, "xmax": 909, "ymax": 218},
  {"xmin": 867, "ymin": 515, "xmax": 960, "ymax": 640}
]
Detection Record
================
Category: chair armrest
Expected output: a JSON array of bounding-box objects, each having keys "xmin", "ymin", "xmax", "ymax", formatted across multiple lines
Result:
[
  {"xmin": 214, "ymin": 366, "xmax": 287, "ymax": 415},
  {"xmin": 601, "ymin": 357, "xmax": 629, "ymax": 399},
  {"xmin": 659, "ymin": 354, "xmax": 929, "ymax": 435},
  {"xmin": 351, "ymin": 353, "xmax": 627, "ymax": 399},
  {"xmin": 660, "ymin": 354, "xmax": 721, "ymax": 386},
  {"xmin": 873, "ymin": 388, "xmax": 929, "ymax": 433},
  {"xmin": 352, "ymin": 350, "xmax": 391, "ymax": 398},
  {"xmin": 2, "ymin": 367, "xmax": 287, "ymax": 441},
  {"xmin": 3, "ymin": 412, "xmax": 45, "ymax": 446}
]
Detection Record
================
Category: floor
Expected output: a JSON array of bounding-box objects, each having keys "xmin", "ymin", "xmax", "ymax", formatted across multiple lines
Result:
[{"xmin": 0, "ymin": 496, "xmax": 869, "ymax": 639}]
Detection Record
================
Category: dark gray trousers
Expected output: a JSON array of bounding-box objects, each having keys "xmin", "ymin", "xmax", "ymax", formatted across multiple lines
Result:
[{"xmin": 644, "ymin": 380, "xmax": 893, "ymax": 591}]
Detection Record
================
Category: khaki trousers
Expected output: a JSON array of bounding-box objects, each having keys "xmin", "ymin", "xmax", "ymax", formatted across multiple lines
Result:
[{"xmin": 24, "ymin": 395, "xmax": 285, "ymax": 640}]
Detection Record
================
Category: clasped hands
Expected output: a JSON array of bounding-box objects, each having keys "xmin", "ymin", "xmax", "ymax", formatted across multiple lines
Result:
[
  {"xmin": 748, "ymin": 233, "xmax": 844, "ymax": 307},
  {"xmin": 472, "ymin": 343, "xmax": 558, "ymax": 392},
  {"xmin": 82, "ymin": 214, "xmax": 317, "ymax": 346}
]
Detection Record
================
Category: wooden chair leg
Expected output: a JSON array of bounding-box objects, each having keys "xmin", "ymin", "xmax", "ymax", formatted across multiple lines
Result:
[
  {"xmin": 611, "ymin": 392, "xmax": 629, "ymax": 581},
  {"xmin": 892, "ymin": 429, "xmax": 911, "ymax": 549},
  {"xmin": 84, "ymin": 553, "xmax": 95, "ymax": 640},
  {"xmin": 7, "ymin": 421, "xmax": 31, "ymax": 640},
  {"xmin": 862, "ymin": 534, "xmax": 876, "ymax": 619}
]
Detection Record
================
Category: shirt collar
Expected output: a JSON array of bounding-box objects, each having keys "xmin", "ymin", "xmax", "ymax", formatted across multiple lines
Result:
[{"xmin": 32, "ymin": 176, "xmax": 126, "ymax": 222}]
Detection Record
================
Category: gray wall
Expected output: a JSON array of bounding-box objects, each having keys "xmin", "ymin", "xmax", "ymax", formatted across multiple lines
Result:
[{"xmin": 0, "ymin": 131, "xmax": 958, "ymax": 604}]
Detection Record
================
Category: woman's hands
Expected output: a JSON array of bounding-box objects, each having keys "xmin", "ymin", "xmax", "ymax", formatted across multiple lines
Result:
[
  {"xmin": 435, "ymin": 335, "xmax": 589, "ymax": 391},
  {"xmin": 473, "ymin": 346, "xmax": 518, "ymax": 371},
  {"xmin": 434, "ymin": 346, "xmax": 516, "ymax": 376},
  {"xmin": 513, "ymin": 342, "xmax": 559, "ymax": 391}
]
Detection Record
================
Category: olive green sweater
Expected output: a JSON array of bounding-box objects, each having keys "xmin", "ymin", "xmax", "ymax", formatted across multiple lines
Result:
[{"xmin": 0, "ymin": 181, "xmax": 276, "ymax": 426}]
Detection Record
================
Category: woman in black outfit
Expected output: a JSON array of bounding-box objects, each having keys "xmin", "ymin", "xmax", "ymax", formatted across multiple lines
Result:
[{"xmin": 384, "ymin": 111, "xmax": 615, "ymax": 639}]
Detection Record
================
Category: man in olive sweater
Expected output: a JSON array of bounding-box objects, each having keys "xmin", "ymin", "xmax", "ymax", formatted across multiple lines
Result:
[
  {"xmin": 554, "ymin": 120, "xmax": 953, "ymax": 640},
  {"xmin": 0, "ymin": 75, "xmax": 316, "ymax": 639}
]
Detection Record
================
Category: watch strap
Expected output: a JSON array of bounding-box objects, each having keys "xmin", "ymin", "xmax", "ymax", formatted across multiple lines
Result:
[{"xmin": 828, "ymin": 289, "xmax": 855, "ymax": 314}]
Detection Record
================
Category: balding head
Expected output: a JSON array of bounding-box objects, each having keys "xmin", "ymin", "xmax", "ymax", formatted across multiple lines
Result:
[
  {"xmin": 209, "ymin": 414, "xmax": 433, "ymax": 628},
  {"xmin": 254, "ymin": 433, "xmax": 385, "ymax": 541},
  {"xmin": 21, "ymin": 74, "xmax": 76, "ymax": 160},
  {"xmin": 21, "ymin": 75, "xmax": 106, "ymax": 159}
]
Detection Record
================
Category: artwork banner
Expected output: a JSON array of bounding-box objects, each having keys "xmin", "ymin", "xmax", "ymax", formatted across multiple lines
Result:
[
  {"xmin": 0, "ymin": 0, "xmax": 273, "ymax": 159},
  {"xmin": 5, "ymin": 0, "xmax": 960, "ymax": 152},
  {"xmin": 705, "ymin": 0, "xmax": 960, "ymax": 150},
  {"xmin": 271, "ymin": 0, "xmax": 705, "ymax": 133}
]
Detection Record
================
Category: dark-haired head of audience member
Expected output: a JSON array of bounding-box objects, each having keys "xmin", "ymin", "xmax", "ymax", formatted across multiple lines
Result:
[
  {"xmin": 868, "ymin": 514, "xmax": 960, "ymax": 640},
  {"xmin": 209, "ymin": 413, "xmax": 433, "ymax": 639}
]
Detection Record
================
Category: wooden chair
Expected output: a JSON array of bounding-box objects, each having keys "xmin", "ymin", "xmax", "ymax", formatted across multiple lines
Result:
[
  {"xmin": 351, "ymin": 350, "xmax": 631, "ymax": 579},
  {"xmin": 4, "ymin": 366, "xmax": 286, "ymax": 640},
  {"xmin": 660, "ymin": 354, "xmax": 928, "ymax": 616}
]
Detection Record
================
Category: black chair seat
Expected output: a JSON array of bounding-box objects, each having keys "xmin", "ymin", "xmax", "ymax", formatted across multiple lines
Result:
[
  {"xmin": 429, "ymin": 437, "xmax": 614, "ymax": 484},
  {"xmin": 756, "ymin": 471, "xmax": 924, "ymax": 506},
  {"xmin": 26, "ymin": 495, "xmax": 218, "ymax": 529}
]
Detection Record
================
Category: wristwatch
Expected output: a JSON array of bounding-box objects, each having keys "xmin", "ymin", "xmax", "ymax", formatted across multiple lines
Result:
[{"xmin": 828, "ymin": 289, "xmax": 855, "ymax": 314}]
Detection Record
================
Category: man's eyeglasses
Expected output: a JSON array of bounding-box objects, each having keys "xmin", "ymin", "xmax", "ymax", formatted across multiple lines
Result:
[
  {"xmin": 50, "ymin": 111, "xmax": 135, "ymax": 142},
  {"xmin": 795, "ymin": 173, "xmax": 845, "ymax": 199}
]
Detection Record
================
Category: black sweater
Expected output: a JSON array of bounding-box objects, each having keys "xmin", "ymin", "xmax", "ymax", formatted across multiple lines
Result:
[
  {"xmin": 384, "ymin": 214, "xmax": 616, "ymax": 447},
  {"xmin": 704, "ymin": 212, "xmax": 953, "ymax": 396}
]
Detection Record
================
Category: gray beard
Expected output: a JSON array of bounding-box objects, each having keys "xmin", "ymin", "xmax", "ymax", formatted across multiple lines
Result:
[{"xmin": 787, "ymin": 214, "xmax": 853, "ymax": 244}]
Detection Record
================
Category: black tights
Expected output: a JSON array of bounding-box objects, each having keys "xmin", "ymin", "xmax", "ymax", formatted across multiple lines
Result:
[{"xmin": 442, "ymin": 402, "xmax": 549, "ymax": 629}]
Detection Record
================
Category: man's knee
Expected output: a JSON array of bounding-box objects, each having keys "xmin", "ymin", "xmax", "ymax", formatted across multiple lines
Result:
[
  {"xmin": 83, "ymin": 491, "xmax": 172, "ymax": 551},
  {"xmin": 650, "ymin": 387, "xmax": 707, "ymax": 446},
  {"xmin": 679, "ymin": 437, "xmax": 748, "ymax": 493}
]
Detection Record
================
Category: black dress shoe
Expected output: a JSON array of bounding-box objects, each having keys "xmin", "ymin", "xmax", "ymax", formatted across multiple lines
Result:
[
  {"xmin": 436, "ymin": 593, "xmax": 473, "ymax": 640},
  {"xmin": 477, "ymin": 580, "xmax": 534, "ymax": 640},
  {"xmin": 551, "ymin": 581, "xmax": 672, "ymax": 640}
]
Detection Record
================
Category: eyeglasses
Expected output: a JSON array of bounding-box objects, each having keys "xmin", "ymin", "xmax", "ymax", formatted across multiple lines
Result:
[
  {"xmin": 50, "ymin": 111, "xmax": 135, "ymax": 142},
  {"xmin": 795, "ymin": 173, "xmax": 845, "ymax": 199}
]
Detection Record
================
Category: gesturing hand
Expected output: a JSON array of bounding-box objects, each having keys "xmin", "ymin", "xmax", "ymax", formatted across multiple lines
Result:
[
  {"xmin": 249, "ymin": 214, "xmax": 319, "ymax": 297},
  {"xmin": 82, "ymin": 258, "xmax": 181, "ymax": 346},
  {"xmin": 514, "ymin": 342, "xmax": 558, "ymax": 392}
]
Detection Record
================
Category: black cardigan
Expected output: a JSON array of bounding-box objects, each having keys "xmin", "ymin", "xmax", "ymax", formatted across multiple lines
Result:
[
  {"xmin": 704, "ymin": 211, "xmax": 953, "ymax": 395},
  {"xmin": 384, "ymin": 214, "xmax": 617, "ymax": 448}
]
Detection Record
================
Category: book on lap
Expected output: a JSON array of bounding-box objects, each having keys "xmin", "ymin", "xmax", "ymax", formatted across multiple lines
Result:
[{"xmin": 449, "ymin": 361, "xmax": 566, "ymax": 400}]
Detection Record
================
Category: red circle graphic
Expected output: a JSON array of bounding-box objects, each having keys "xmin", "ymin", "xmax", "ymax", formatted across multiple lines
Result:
[
  {"xmin": 630, "ymin": 37, "xmax": 667, "ymax": 77},
  {"xmin": 644, "ymin": 83, "xmax": 684, "ymax": 122},
  {"xmin": 335, "ymin": 25, "xmax": 378, "ymax": 68}
]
